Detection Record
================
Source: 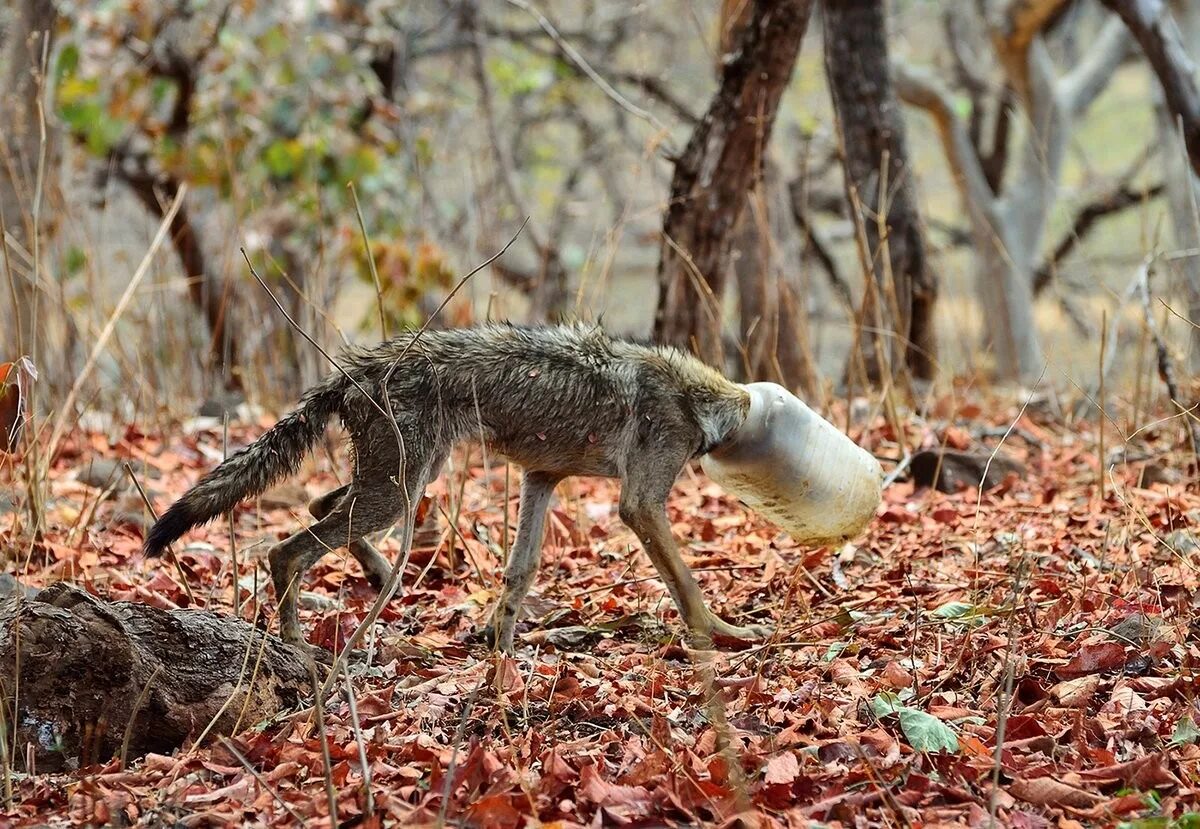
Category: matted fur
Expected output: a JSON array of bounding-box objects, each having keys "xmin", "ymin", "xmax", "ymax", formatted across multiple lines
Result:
[{"xmin": 146, "ymin": 323, "xmax": 763, "ymax": 651}]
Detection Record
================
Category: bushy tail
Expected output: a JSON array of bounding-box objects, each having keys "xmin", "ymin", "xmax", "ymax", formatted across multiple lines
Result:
[{"xmin": 143, "ymin": 372, "xmax": 347, "ymax": 556}]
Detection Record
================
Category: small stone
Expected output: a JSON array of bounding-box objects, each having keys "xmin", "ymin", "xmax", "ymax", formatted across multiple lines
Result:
[{"xmin": 76, "ymin": 457, "xmax": 129, "ymax": 492}]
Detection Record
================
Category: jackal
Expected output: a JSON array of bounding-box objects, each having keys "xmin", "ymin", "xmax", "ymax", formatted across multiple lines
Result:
[{"xmin": 144, "ymin": 322, "xmax": 771, "ymax": 653}]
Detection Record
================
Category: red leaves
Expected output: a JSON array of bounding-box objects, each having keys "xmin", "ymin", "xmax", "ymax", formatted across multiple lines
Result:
[
  {"xmin": 1056, "ymin": 642, "xmax": 1129, "ymax": 679},
  {"xmin": 7, "ymin": 396, "xmax": 1200, "ymax": 826}
]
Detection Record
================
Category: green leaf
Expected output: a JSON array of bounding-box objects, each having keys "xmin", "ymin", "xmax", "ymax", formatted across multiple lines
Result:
[
  {"xmin": 870, "ymin": 692, "xmax": 903, "ymax": 719},
  {"xmin": 263, "ymin": 139, "xmax": 305, "ymax": 179},
  {"xmin": 1117, "ymin": 819, "xmax": 1168, "ymax": 829},
  {"xmin": 931, "ymin": 601, "xmax": 974, "ymax": 619},
  {"xmin": 1171, "ymin": 717, "xmax": 1200, "ymax": 748},
  {"xmin": 55, "ymin": 43, "xmax": 80, "ymax": 82},
  {"xmin": 63, "ymin": 247, "xmax": 87, "ymax": 277},
  {"xmin": 898, "ymin": 708, "xmax": 959, "ymax": 754}
]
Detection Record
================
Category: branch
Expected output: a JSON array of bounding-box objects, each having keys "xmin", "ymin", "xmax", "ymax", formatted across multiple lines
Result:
[
  {"xmin": 1033, "ymin": 179, "xmax": 1164, "ymax": 293},
  {"xmin": 787, "ymin": 179, "xmax": 853, "ymax": 311},
  {"xmin": 1060, "ymin": 15, "xmax": 1130, "ymax": 115},
  {"xmin": 502, "ymin": 0, "xmax": 666, "ymax": 133},
  {"xmin": 892, "ymin": 60, "xmax": 997, "ymax": 219},
  {"xmin": 1099, "ymin": 0, "xmax": 1200, "ymax": 177}
]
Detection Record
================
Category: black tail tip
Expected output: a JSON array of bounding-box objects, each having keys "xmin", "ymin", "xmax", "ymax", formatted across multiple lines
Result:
[{"xmin": 142, "ymin": 504, "xmax": 195, "ymax": 557}]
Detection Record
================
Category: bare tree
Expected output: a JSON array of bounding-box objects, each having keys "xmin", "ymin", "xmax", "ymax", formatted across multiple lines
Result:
[
  {"xmin": 1, "ymin": 0, "xmax": 57, "ymax": 363},
  {"xmin": 1101, "ymin": 0, "xmax": 1200, "ymax": 366},
  {"xmin": 824, "ymin": 0, "xmax": 937, "ymax": 385},
  {"xmin": 1100, "ymin": 0, "xmax": 1200, "ymax": 176},
  {"xmin": 894, "ymin": 0, "xmax": 1128, "ymax": 382},
  {"xmin": 654, "ymin": 0, "xmax": 813, "ymax": 367}
]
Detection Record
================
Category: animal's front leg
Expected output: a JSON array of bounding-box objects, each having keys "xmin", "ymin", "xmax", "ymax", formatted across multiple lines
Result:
[
  {"xmin": 488, "ymin": 471, "xmax": 561, "ymax": 653},
  {"xmin": 619, "ymin": 494, "xmax": 772, "ymax": 649}
]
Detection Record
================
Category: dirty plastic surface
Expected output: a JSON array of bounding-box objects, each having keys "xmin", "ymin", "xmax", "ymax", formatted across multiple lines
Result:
[{"xmin": 701, "ymin": 383, "xmax": 883, "ymax": 545}]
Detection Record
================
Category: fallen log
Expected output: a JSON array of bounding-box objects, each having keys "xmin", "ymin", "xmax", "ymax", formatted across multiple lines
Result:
[{"xmin": 0, "ymin": 582, "xmax": 311, "ymax": 772}]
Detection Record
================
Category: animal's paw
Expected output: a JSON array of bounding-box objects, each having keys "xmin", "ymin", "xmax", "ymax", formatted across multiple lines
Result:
[
  {"xmin": 707, "ymin": 616, "xmax": 773, "ymax": 648},
  {"xmin": 466, "ymin": 622, "xmax": 516, "ymax": 654}
]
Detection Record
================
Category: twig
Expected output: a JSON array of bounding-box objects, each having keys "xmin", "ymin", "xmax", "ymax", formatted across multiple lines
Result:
[
  {"xmin": 502, "ymin": 0, "xmax": 665, "ymax": 134},
  {"xmin": 348, "ymin": 182, "xmax": 388, "ymax": 339},
  {"xmin": 1137, "ymin": 260, "xmax": 1200, "ymax": 458},
  {"xmin": 219, "ymin": 737, "xmax": 305, "ymax": 823},
  {"xmin": 435, "ymin": 671, "xmax": 486, "ymax": 827},
  {"xmin": 343, "ymin": 676, "xmax": 374, "ymax": 818},
  {"xmin": 119, "ymin": 665, "xmax": 162, "ymax": 770},
  {"xmin": 306, "ymin": 659, "xmax": 338, "ymax": 827},
  {"xmin": 124, "ymin": 462, "xmax": 196, "ymax": 605},
  {"xmin": 45, "ymin": 185, "xmax": 186, "ymax": 461}
]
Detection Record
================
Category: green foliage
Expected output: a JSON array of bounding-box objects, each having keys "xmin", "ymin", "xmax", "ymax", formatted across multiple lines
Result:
[
  {"xmin": 1170, "ymin": 717, "xmax": 1200, "ymax": 748},
  {"xmin": 53, "ymin": 0, "xmax": 444, "ymax": 330},
  {"xmin": 870, "ymin": 693, "xmax": 959, "ymax": 754}
]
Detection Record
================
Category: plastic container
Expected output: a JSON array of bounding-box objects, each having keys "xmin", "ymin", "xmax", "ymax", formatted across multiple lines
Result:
[{"xmin": 701, "ymin": 382, "xmax": 882, "ymax": 545}]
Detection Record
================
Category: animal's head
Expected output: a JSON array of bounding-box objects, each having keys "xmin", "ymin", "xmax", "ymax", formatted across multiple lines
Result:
[{"xmin": 700, "ymin": 383, "xmax": 882, "ymax": 545}]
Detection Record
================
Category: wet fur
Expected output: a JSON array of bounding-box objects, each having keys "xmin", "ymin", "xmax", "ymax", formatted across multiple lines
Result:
[{"xmin": 145, "ymin": 323, "xmax": 764, "ymax": 652}]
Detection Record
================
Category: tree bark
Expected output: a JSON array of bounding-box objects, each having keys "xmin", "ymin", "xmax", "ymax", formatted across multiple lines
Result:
[
  {"xmin": 0, "ymin": 582, "xmax": 311, "ymax": 772},
  {"xmin": 0, "ymin": 0, "xmax": 58, "ymax": 363},
  {"xmin": 119, "ymin": 173, "xmax": 241, "ymax": 388},
  {"xmin": 654, "ymin": 0, "xmax": 813, "ymax": 367},
  {"xmin": 1148, "ymin": 0, "xmax": 1200, "ymax": 369},
  {"xmin": 1100, "ymin": 0, "xmax": 1200, "ymax": 178},
  {"xmin": 823, "ymin": 0, "xmax": 938, "ymax": 384},
  {"xmin": 732, "ymin": 173, "xmax": 818, "ymax": 396}
]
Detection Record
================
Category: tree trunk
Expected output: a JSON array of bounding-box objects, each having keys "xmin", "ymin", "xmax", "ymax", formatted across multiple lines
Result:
[
  {"xmin": 122, "ymin": 173, "xmax": 242, "ymax": 391},
  {"xmin": 0, "ymin": 582, "xmax": 311, "ymax": 773},
  {"xmin": 823, "ymin": 0, "xmax": 938, "ymax": 384},
  {"xmin": 1153, "ymin": 0, "xmax": 1200, "ymax": 370},
  {"xmin": 733, "ymin": 174, "xmax": 818, "ymax": 397},
  {"xmin": 0, "ymin": 0, "xmax": 58, "ymax": 363},
  {"xmin": 893, "ymin": 11, "xmax": 1128, "ymax": 382},
  {"xmin": 1100, "ymin": 0, "xmax": 1200, "ymax": 178},
  {"xmin": 654, "ymin": 0, "xmax": 813, "ymax": 367}
]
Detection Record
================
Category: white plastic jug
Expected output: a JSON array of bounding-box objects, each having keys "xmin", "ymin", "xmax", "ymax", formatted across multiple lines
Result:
[{"xmin": 701, "ymin": 382, "xmax": 882, "ymax": 545}]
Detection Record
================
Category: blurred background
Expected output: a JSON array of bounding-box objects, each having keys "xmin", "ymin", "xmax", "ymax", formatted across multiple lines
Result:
[{"xmin": 2, "ymin": 0, "xmax": 1198, "ymax": 420}]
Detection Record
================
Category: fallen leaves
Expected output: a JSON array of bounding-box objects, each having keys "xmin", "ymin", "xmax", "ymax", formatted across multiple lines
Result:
[{"xmin": 2, "ymin": 393, "xmax": 1200, "ymax": 825}]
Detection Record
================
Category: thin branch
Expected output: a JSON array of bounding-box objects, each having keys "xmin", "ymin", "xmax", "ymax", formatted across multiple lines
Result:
[
  {"xmin": 502, "ymin": 0, "xmax": 667, "ymax": 134},
  {"xmin": 1060, "ymin": 15, "xmax": 1131, "ymax": 116},
  {"xmin": 787, "ymin": 179, "xmax": 854, "ymax": 312},
  {"xmin": 1100, "ymin": 0, "xmax": 1200, "ymax": 177},
  {"xmin": 892, "ymin": 61, "xmax": 997, "ymax": 216},
  {"xmin": 1034, "ymin": 180, "xmax": 1164, "ymax": 293}
]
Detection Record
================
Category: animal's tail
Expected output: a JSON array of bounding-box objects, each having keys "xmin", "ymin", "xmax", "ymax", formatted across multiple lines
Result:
[{"xmin": 143, "ymin": 371, "xmax": 348, "ymax": 556}]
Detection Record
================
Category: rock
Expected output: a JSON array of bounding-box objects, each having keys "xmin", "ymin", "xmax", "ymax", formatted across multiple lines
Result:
[
  {"xmin": 0, "ymin": 573, "xmax": 38, "ymax": 601},
  {"xmin": 75, "ymin": 457, "xmax": 129, "ymax": 493},
  {"xmin": 910, "ymin": 448, "xmax": 1025, "ymax": 493},
  {"xmin": 1140, "ymin": 460, "xmax": 1182, "ymax": 487},
  {"xmin": 1107, "ymin": 612, "xmax": 1158, "ymax": 645},
  {"xmin": 1164, "ymin": 529, "xmax": 1200, "ymax": 557}
]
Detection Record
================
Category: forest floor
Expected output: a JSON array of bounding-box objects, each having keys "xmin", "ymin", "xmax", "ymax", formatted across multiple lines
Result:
[{"xmin": 2, "ymin": 388, "xmax": 1200, "ymax": 828}]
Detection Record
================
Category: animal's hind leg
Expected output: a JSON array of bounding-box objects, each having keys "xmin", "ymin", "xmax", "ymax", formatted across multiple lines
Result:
[
  {"xmin": 270, "ymin": 487, "xmax": 402, "ymax": 647},
  {"xmin": 487, "ymin": 470, "xmax": 561, "ymax": 653},
  {"xmin": 308, "ymin": 484, "xmax": 392, "ymax": 591}
]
